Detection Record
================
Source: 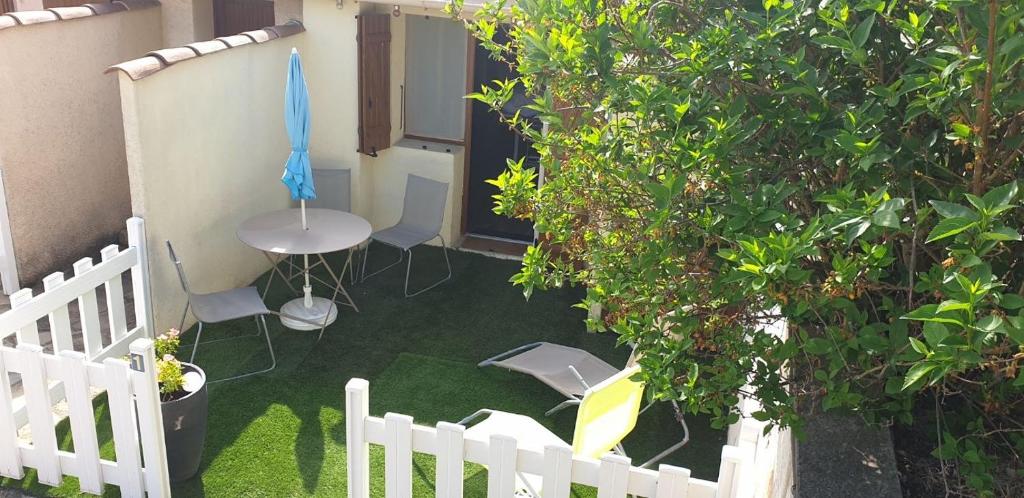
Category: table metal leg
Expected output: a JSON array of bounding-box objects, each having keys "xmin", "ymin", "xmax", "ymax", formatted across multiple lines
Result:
[
  {"xmin": 316, "ymin": 253, "xmax": 360, "ymax": 342},
  {"xmin": 261, "ymin": 252, "xmax": 300, "ymax": 299}
]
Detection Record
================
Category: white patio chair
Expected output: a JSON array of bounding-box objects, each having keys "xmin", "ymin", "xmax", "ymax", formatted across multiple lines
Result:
[
  {"xmin": 360, "ymin": 174, "xmax": 452, "ymax": 297},
  {"xmin": 286, "ymin": 168, "xmax": 359, "ymax": 285},
  {"xmin": 479, "ymin": 341, "xmax": 689, "ymax": 467},
  {"xmin": 168, "ymin": 241, "xmax": 277, "ymax": 383}
]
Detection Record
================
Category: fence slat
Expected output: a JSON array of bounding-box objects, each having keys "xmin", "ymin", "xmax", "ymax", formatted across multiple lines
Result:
[
  {"xmin": 541, "ymin": 444, "xmax": 572, "ymax": 498},
  {"xmin": 346, "ymin": 379, "xmax": 371, "ymax": 498},
  {"xmin": 717, "ymin": 446, "xmax": 752, "ymax": 498},
  {"xmin": 42, "ymin": 274, "xmax": 74, "ymax": 353},
  {"xmin": 487, "ymin": 434, "xmax": 517, "ymax": 498},
  {"xmin": 17, "ymin": 344, "xmax": 61, "ymax": 485},
  {"xmin": 384, "ymin": 412, "xmax": 413, "ymax": 498},
  {"xmin": 129, "ymin": 339, "xmax": 170, "ymax": 497},
  {"xmin": 10, "ymin": 289, "xmax": 39, "ymax": 346},
  {"xmin": 104, "ymin": 357, "xmax": 144, "ymax": 497},
  {"xmin": 655, "ymin": 464, "xmax": 690, "ymax": 498},
  {"xmin": 597, "ymin": 454, "xmax": 631, "ymax": 498},
  {"xmin": 435, "ymin": 422, "xmax": 465, "ymax": 498},
  {"xmin": 100, "ymin": 246, "xmax": 128, "ymax": 342},
  {"xmin": 126, "ymin": 218, "xmax": 154, "ymax": 336},
  {"xmin": 59, "ymin": 351, "xmax": 103, "ymax": 493},
  {"xmin": 73, "ymin": 258, "xmax": 104, "ymax": 357},
  {"xmin": 0, "ymin": 350, "xmax": 24, "ymax": 479}
]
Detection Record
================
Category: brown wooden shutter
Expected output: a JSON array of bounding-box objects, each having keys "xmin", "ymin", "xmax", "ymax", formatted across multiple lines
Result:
[{"xmin": 358, "ymin": 14, "xmax": 392, "ymax": 157}]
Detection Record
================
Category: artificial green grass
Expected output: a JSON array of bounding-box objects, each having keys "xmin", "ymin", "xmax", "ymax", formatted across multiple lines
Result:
[{"xmin": 2, "ymin": 246, "xmax": 725, "ymax": 497}]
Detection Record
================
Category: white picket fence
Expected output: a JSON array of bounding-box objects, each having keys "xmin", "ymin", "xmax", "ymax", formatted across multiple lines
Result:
[
  {"xmin": 0, "ymin": 217, "xmax": 169, "ymax": 496},
  {"xmin": 345, "ymin": 378, "xmax": 759, "ymax": 498}
]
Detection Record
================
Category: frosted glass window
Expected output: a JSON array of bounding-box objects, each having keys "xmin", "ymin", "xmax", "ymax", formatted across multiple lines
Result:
[{"xmin": 404, "ymin": 15, "xmax": 469, "ymax": 142}]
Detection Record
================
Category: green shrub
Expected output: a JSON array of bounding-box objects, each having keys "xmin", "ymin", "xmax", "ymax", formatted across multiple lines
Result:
[{"xmin": 462, "ymin": 0, "xmax": 1024, "ymax": 492}]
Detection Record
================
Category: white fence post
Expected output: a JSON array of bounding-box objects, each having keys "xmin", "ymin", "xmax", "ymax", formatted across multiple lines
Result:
[
  {"xmin": 655, "ymin": 464, "xmax": 691, "ymax": 498},
  {"xmin": 42, "ymin": 273, "xmax": 74, "ymax": 353},
  {"xmin": 346, "ymin": 378, "xmax": 371, "ymax": 498},
  {"xmin": 129, "ymin": 338, "xmax": 170, "ymax": 497},
  {"xmin": 17, "ymin": 343, "xmax": 61, "ymax": 486},
  {"xmin": 127, "ymin": 217, "xmax": 154, "ymax": 337},
  {"xmin": 73, "ymin": 258, "xmax": 104, "ymax": 357},
  {"xmin": 384, "ymin": 412, "xmax": 414, "ymax": 498},
  {"xmin": 717, "ymin": 446, "xmax": 753, "ymax": 498},
  {"xmin": 435, "ymin": 421, "xmax": 465, "ymax": 498},
  {"xmin": 487, "ymin": 434, "xmax": 517, "ymax": 498},
  {"xmin": 0, "ymin": 350, "xmax": 23, "ymax": 479},
  {"xmin": 9, "ymin": 289, "xmax": 38, "ymax": 346},
  {"xmin": 597, "ymin": 454, "xmax": 632, "ymax": 498},
  {"xmin": 101, "ymin": 245, "xmax": 129, "ymax": 342},
  {"xmin": 541, "ymin": 444, "xmax": 573, "ymax": 498},
  {"xmin": 60, "ymin": 350, "xmax": 103, "ymax": 494},
  {"xmin": 105, "ymin": 356, "xmax": 145, "ymax": 497}
]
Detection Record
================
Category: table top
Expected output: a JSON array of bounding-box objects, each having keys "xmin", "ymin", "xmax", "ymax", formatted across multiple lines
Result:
[{"xmin": 237, "ymin": 208, "xmax": 372, "ymax": 255}]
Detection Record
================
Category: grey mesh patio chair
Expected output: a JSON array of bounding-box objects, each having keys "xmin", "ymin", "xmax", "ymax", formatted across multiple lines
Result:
[
  {"xmin": 479, "ymin": 341, "xmax": 690, "ymax": 468},
  {"xmin": 286, "ymin": 168, "xmax": 359, "ymax": 285},
  {"xmin": 167, "ymin": 241, "xmax": 276, "ymax": 383},
  {"xmin": 360, "ymin": 174, "xmax": 452, "ymax": 297}
]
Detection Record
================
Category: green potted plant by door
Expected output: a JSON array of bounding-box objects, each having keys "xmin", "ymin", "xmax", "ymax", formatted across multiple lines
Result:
[{"xmin": 154, "ymin": 329, "xmax": 208, "ymax": 482}]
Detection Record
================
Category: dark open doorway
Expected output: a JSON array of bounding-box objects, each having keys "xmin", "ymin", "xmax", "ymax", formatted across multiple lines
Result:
[{"xmin": 464, "ymin": 35, "xmax": 538, "ymax": 243}]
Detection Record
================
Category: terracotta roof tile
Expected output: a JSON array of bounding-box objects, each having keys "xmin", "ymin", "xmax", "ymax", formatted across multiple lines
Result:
[
  {"xmin": 84, "ymin": 2, "xmax": 128, "ymax": 15},
  {"xmin": 241, "ymin": 29, "xmax": 272, "ymax": 43},
  {"xmin": 186, "ymin": 39, "xmax": 230, "ymax": 56},
  {"xmin": 105, "ymin": 56, "xmax": 166, "ymax": 81},
  {"xmin": 113, "ymin": 0, "xmax": 160, "ymax": 10},
  {"xmin": 110, "ymin": 20, "xmax": 305, "ymax": 82},
  {"xmin": 6, "ymin": 10, "xmax": 59, "ymax": 25},
  {"xmin": 146, "ymin": 47, "xmax": 198, "ymax": 65},
  {"xmin": 0, "ymin": 15, "xmax": 16, "ymax": 31},
  {"xmin": 48, "ymin": 6, "xmax": 94, "ymax": 20},
  {"xmin": 267, "ymin": 20, "xmax": 304, "ymax": 38},
  {"xmin": 216, "ymin": 34, "xmax": 252, "ymax": 47}
]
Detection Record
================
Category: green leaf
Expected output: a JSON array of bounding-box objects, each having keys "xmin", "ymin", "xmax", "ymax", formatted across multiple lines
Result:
[
  {"xmin": 979, "ymin": 227, "xmax": 1022, "ymax": 241},
  {"xmin": 925, "ymin": 216, "xmax": 977, "ymax": 243},
  {"xmin": 951, "ymin": 122, "xmax": 971, "ymax": 139},
  {"xmin": 929, "ymin": 201, "xmax": 975, "ymax": 219},
  {"xmin": 852, "ymin": 13, "xmax": 875, "ymax": 48},
  {"xmin": 871, "ymin": 209, "xmax": 900, "ymax": 228},
  {"xmin": 815, "ymin": 36, "xmax": 855, "ymax": 52},
  {"xmin": 804, "ymin": 338, "xmax": 832, "ymax": 355},
  {"xmin": 936, "ymin": 300, "xmax": 970, "ymax": 313},
  {"xmin": 976, "ymin": 315, "xmax": 1004, "ymax": 333},
  {"xmin": 902, "ymin": 304, "xmax": 966, "ymax": 327},
  {"xmin": 909, "ymin": 336, "xmax": 930, "ymax": 355},
  {"xmin": 902, "ymin": 362, "xmax": 937, "ymax": 391},
  {"xmin": 1000, "ymin": 293, "xmax": 1024, "ymax": 310},
  {"xmin": 981, "ymin": 181, "xmax": 1019, "ymax": 208},
  {"xmin": 923, "ymin": 322, "xmax": 949, "ymax": 347}
]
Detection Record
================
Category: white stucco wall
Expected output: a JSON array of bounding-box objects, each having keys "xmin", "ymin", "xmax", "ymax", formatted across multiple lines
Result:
[
  {"xmin": 161, "ymin": 0, "xmax": 213, "ymax": 47},
  {"xmin": 0, "ymin": 6, "xmax": 164, "ymax": 284},
  {"xmin": 117, "ymin": 34, "xmax": 306, "ymax": 331}
]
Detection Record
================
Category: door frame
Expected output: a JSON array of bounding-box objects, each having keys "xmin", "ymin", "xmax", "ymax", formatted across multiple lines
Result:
[{"xmin": 459, "ymin": 31, "xmax": 476, "ymax": 237}]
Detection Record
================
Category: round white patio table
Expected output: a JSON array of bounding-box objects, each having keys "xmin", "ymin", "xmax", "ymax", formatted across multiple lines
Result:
[{"xmin": 237, "ymin": 208, "xmax": 371, "ymax": 337}]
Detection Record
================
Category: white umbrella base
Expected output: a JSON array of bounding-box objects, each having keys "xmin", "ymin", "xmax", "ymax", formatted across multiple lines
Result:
[{"xmin": 280, "ymin": 297, "xmax": 338, "ymax": 331}]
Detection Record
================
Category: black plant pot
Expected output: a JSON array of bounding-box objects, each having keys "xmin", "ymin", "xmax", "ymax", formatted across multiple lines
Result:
[{"xmin": 161, "ymin": 363, "xmax": 208, "ymax": 482}]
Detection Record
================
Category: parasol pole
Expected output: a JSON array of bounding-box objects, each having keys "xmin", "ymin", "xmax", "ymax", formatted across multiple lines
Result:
[{"xmin": 301, "ymin": 199, "xmax": 313, "ymax": 308}]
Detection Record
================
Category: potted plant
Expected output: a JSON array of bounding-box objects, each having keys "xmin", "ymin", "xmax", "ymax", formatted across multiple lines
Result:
[{"xmin": 154, "ymin": 329, "xmax": 208, "ymax": 482}]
